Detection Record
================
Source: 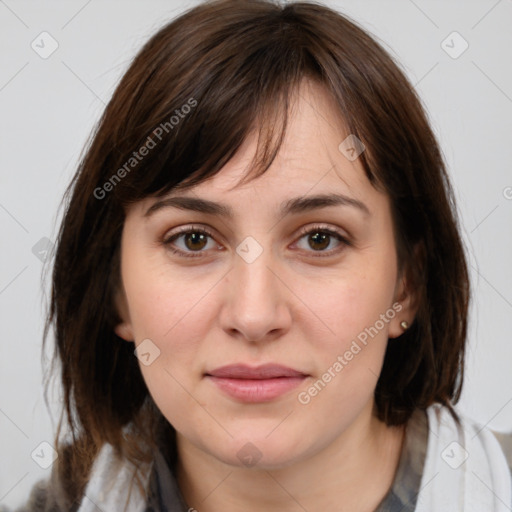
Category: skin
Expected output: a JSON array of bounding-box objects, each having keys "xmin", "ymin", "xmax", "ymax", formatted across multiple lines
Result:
[{"xmin": 115, "ymin": 78, "xmax": 419, "ymax": 512}]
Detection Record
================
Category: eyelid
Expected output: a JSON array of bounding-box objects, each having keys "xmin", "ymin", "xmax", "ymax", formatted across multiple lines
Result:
[{"xmin": 162, "ymin": 223, "xmax": 351, "ymax": 258}]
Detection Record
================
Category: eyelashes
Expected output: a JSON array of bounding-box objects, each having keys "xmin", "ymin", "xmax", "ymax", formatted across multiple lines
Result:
[{"xmin": 162, "ymin": 224, "xmax": 351, "ymax": 259}]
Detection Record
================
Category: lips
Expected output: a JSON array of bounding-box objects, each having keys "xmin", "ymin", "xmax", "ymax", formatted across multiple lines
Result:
[
  {"xmin": 205, "ymin": 364, "xmax": 308, "ymax": 402},
  {"xmin": 206, "ymin": 363, "xmax": 307, "ymax": 379}
]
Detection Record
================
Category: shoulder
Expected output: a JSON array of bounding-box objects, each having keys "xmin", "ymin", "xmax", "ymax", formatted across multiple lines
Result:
[
  {"xmin": 1, "ymin": 441, "xmax": 100, "ymax": 512},
  {"xmin": 77, "ymin": 441, "xmax": 153, "ymax": 511},
  {"xmin": 2, "ymin": 443, "xmax": 151, "ymax": 512},
  {"xmin": 491, "ymin": 429, "xmax": 512, "ymax": 476},
  {"xmin": 415, "ymin": 404, "xmax": 512, "ymax": 511},
  {"xmin": 0, "ymin": 477, "xmax": 73, "ymax": 512},
  {"xmin": 425, "ymin": 403, "xmax": 512, "ymax": 475}
]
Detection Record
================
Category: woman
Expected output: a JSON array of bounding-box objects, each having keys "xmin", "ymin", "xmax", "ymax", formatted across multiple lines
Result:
[{"xmin": 8, "ymin": 0, "xmax": 511, "ymax": 511}]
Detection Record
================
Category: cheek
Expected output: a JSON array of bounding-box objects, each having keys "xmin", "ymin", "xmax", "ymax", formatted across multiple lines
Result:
[
  {"xmin": 313, "ymin": 269, "xmax": 396, "ymax": 347},
  {"xmin": 122, "ymin": 257, "xmax": 224, "ymax": 389},
  {"xmin": 302, "ymin": 257, "xmax": 398, "ymax": 402},
  {"xmin": 123, "ymin": 248, "xmax": 209, "ymax": 338},
  {"xmin": 126, "ymin": 273, "xmax": 216, "ymax": 431},
  {"xmin": 296, "ymin": 274, "xmax": 397, "ymax": 427}
]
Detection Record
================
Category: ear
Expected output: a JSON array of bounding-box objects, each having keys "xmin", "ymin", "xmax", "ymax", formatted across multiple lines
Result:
[
  {"xmin": 388, "ymin": 242, "xmax": 423, "ymax": 339},
  {"xmin": 113, "ymin": 286, "xmax": 134, "ymax": 342}
]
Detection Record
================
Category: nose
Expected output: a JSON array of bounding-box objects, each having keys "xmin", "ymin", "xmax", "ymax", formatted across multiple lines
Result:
[{"xmin": 219, "ymin": 244, "xmax": 292, "ymax": 343}]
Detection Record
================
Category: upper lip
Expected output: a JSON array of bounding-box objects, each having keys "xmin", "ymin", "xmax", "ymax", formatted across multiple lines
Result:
[{"xmin": 206, "ymin": 364, "xmax": 307, "ymax": 379}]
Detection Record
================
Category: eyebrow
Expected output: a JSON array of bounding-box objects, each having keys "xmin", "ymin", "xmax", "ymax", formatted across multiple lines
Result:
[{"xmin": 144, "ymin": 193, "xmax": 371, "ymax": 219}]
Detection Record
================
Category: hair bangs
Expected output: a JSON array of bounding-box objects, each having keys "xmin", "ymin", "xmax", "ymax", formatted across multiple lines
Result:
[{"xmin": 105, "ymin": 12, "xmax": 322, "ymax": 206}]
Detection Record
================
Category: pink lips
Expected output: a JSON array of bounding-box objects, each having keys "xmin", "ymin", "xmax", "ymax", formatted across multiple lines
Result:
[{"xmin": 205, "ymin": 364, "xmax": 308, "ymax": 403}]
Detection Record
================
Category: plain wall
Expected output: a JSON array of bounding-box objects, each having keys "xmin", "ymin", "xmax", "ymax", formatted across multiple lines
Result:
[{"xmin": 1, "ymin": 0, "xmax": 511, "ymax": 508}]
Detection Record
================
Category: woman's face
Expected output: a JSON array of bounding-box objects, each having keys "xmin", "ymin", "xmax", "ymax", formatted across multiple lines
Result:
[{"xmin": 115, "ymin": 79, "xmax": 415, "ymax": 469}]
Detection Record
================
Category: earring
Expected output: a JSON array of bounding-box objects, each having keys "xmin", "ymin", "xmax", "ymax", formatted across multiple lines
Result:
[{"xmin": 400, "ymin": 321, "xmax": 409, "ymax": 330}]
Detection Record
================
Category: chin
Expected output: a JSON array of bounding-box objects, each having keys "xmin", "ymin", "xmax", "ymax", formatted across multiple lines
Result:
[{"xmin": 204, "ymin": 430, "xmax": 312, "ymax": 470}]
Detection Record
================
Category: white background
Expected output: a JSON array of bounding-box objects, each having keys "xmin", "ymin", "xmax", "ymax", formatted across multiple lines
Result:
[{"xmin": 1, "ymin": 0, "xmax": 511, "ymax": 508}]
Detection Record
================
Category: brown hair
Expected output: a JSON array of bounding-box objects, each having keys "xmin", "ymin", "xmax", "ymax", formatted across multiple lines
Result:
[{"xmin": 42, "ymin": 0, "xmax": 470, "ymax": 507}]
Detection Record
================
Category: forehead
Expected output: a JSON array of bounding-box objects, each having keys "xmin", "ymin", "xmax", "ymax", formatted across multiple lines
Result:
[
  {"xmin": 133, "ymin": 79, "xmax": 383, "ymax": 218},
  {"xmin": 222, "ymin": 79, "xmax": 368, "ymax": 189}
]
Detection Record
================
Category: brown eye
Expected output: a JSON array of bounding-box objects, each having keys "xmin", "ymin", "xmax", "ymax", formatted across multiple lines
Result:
[
  {"xmin": 294, "ymin": 225, "xmax": 350, "ymax": 256},
  {"xmin": 183, "ymin": 232, "xmax": 209, "ymax": 251},
  {"xmin": 307, "ymin": 231, "xmax": 331, "ymax": 251},
  {"xmin": 163, "ymin": 227, "xmax": 219, "ymax": 258}
]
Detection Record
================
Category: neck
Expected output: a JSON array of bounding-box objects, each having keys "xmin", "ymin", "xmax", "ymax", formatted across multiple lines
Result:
[{"xmin": 175, "ymin": 403, "xmax": 406, "ymax": 512}]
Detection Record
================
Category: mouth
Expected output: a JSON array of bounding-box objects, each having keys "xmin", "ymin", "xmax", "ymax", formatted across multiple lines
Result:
[{"xmin": 204, "ymin": 363, "xmax": 309, "ymax": 403}]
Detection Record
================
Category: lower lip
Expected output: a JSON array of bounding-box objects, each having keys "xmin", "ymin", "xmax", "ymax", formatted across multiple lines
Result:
[{"xmin": 206, "ymin": 376, "xmax": 307, "ymax": 403}]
